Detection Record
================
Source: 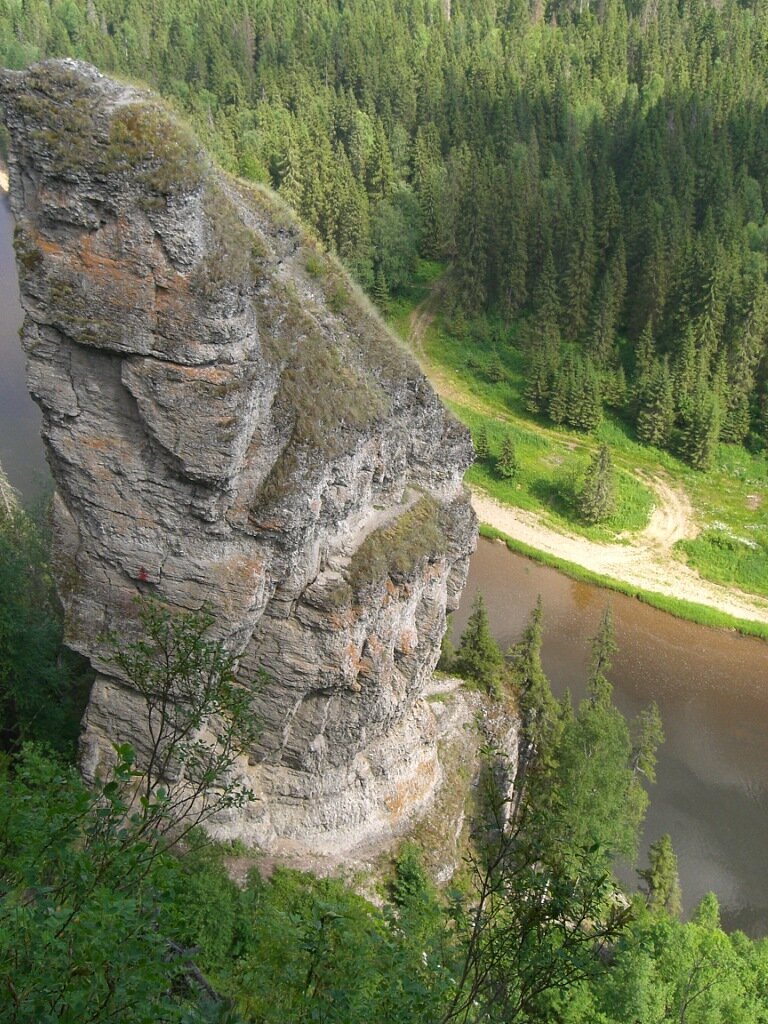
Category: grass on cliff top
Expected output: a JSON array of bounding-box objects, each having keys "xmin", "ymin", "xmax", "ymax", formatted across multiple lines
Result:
[
  {"xmin": 16, "ymin": 64, "xmax": 205, "ymax": 200},
  {"xmin": 347, "ymin": 496, "xmax": 445, "ymax": 596},
  {"xmin": 386, "ymin": 261, "xmax": 768, "ymax": 601}
]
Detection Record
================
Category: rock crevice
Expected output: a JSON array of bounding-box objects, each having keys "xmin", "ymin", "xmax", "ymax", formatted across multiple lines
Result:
[{"xmin": 2, "ymin": 60, "xmax": 477, "ymax": 851}]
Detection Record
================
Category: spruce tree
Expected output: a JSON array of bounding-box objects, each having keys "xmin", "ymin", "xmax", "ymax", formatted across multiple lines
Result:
[
  {"xmin": 509, "ymin": 597, "xmax": 560, "ymax": 758},
  {"xmin": 637, "ymin": 357, "xmax": 674, "ymax": 448},
  {"xmin": 577, "ymin": 444, "xmax": 615, "ymax": 524},
  {"xmin": 672, "ymin": 324, "xmax": 697, "ymax": 422},
  {"xmin": 638, "ymin": 834, "xmax": 683, "ymax": 917},
  {"xmin": 588, "ymin": 606, "xmax": 617, "ymax": 702},
  {"xmin": 680, "ymin": 383, "xmax": 721, "ymax": 470},
  {"xmin": 531, "ymin": 246, "xmax": 562, "ymax": 353},
  {"xmin": 523, "ymin": 350, "xmax": 554, "ymax": 415},
  {"xmin": 453, "ymin": 593, "xmax": 504, "ymax": 696},
  {"xmin": 588, "ymin": 270, "xmax": 618, "ymax": 364},
  {"xmin": 486, "ymin": 350, "xmax": 504, "ymax": 384},
  {"xmin": 633, "ymin": 322, "xmax": 657, "ymax": 405},
  {"xmin": 548, "ymin": 372, "xmax": 568, "ymax": 425},
  {"xmin": 602, "ymin": 364, "xmax": 627, "ymax": 409},
  {"xmin": 569, "ymin": 363, "xmax": 603, "ymax": 433},
  {"xmin": 564, "ymin": 181, "xmax": 597, "ymax": 339},
  {"xmin": 474, "ymin": 424, "xmax": 490, "ymax": 462},
  {"xmin": 497, "ymin": 432, "xmax": 519, "ymax": 479}
]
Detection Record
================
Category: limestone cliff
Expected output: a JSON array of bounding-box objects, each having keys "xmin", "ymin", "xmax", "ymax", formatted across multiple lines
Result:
[{"xmin": 1, "ymin": 60, "xmax": 477, "ymax": 852}]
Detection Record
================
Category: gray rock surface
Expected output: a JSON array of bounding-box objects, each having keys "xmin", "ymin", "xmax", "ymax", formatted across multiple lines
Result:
[{"xmin": 1, "ymin": 60, "xmax": 478, "ymax": 851}]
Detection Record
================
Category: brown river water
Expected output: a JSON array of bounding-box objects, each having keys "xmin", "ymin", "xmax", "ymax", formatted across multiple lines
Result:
[
  {"xmin": 454, "ymin": 538, "xmax": 768, "ymax": 935},
  {"xmin": 1, "ymin": 194, "xmax": 767, "ymax": 935}
]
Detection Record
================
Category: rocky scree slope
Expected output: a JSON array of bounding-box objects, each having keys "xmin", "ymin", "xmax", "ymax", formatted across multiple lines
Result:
[{"xmin": 1, "ymin": 60, "xmax": 477, "ymax": 852}]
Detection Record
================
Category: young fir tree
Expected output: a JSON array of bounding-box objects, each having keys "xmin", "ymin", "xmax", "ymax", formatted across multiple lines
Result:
[
  {"xmin": 548, "ymin": 366, "xmax": 569, "ymax": 425},
  {"xmin": 632, "ymin": 322, "xmax": 657, "ymax": 405},
  {"xmin": 509, "ymin": 597, "xmax": 560, "ymax": 759},
  {"xmin": 486, "ymin": 349, "xmax": 505, "ymax": 383},
  {"xmin": 680, "ymin": 378, "xmax": 721, "ymax": 470},
  {"xmin": 474, "ymin": 424, "xmax": 490, "ymax": 462},
  {"xmin": 497, "ymin": 432, "xmax": 519, "ymax": 479},
  {"xmin": 569, "ymin": 363, "xmax": 603, "ymax": 434},
  {"xmin": 531, "ymin": 246, "xmax": 562, "ymax": 353},
  {"xmin": 638, "ymin": 833, "xmax": 683, "ymax": 917},
  {"xmin": 564, "ymin": 181, "xmax": 597, "ymax": 339},
  {"xmin": 588, "ymin": 606, "xmax": 618, "ymax": 702},
  {"xmin": 577, "ymin": 444, "xmax": 616, "ymax": 524},
  {"xmin": 452, "ymin": 593, "xmax": 504, "ymax": 696},
  {"xmin": 523, "ymin": 349, "xmax": 555, "ymax": 414},
  {"xmin": 637, "ymin": 357, "xmax": 674, "ymax": 448},
  {"xmin": 602, "ymin": 363, "xmax": 627, "ymax": 409}
]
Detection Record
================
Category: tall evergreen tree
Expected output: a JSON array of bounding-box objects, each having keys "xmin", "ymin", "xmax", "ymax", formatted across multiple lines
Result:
[
  {"xmin": 637, "ymin": 357, "xmax": 675, "ymax": 448},
  {"xmin": 452, "ymin": 593, "xmax": 504, "ymax": 696},
  {"xmin": 497, "ymin": 433, "xmax": 519, "ymax": 479},
  {"xmin": 638, "ymin": 834, "xmax": 683, "ymax": 917},
  {"xmin": 474, "ymin": 424, "xmax": 490, "ymax": 462},
  {"xmin": 577, "ymin": 444, "xmax": 616, "ymax": 524}
]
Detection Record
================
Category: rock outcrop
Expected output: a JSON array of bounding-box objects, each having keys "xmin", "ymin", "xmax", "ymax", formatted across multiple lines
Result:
[{"xmin": 1, "ymin": 60, "xmax": 477, "ymax": 852}]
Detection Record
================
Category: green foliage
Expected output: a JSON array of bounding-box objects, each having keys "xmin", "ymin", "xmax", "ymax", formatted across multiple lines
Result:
[
  {"xmin": 108, "ymin": 595, "xmax": 259, "ymax": 834},
  {"xmin": 473, "ymin": 423, "xmax": 490, "ymax": 462},
  {"xmin": 451, "ymin": 592, "xmax": 505, "ymax": 696},
  {"xmin": 4, "ymin": 3, "xmax": 768, "ymax": 1015},
  {"xmin": 0, "ymin": 496, "xmax": 90, "ymax": 755},
  {"xmin": 0, "ymin": 598, "xmax": 261, "ymax": 1022},
  {"xmin": 678, "ymin": 529, "xmax": 768, "ymax": 599},
  {"xmin": 0, "ymin": 745, "xmax": 201, "ymax": 1022},
  {"xmin": 536, "ymin": 609, "xmax": 652, "ymax": 870},
  {"xmin": 5, "ymin": 0, "xmax": 768, "ymax": 463},
  {"xmin": 562, "ymin": 895, "xmax": 768, "ymax": 1024},
  {"xmin": 230, "ymin": 867, "xmax": 451, "ymax": 1024},
  {"xmin": 508, "ymin": 597, "xmax": 559, "ymax": 757},
  {"xmin": 638, "ymin": 834, "xmax": 682, "ymax": 917},
  {"xmin": 443, "ymin": 606, "xmax": 663, "ymax": 1022},
  {"xmin": 371, "ymin": 190, "xmax": 421, "ymax": 294},
  {"xmin": 496, "ymin": 432, "xmax": 519, "ymax": 480}
]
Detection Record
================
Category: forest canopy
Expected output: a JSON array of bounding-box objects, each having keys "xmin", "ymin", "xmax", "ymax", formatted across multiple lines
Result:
[{"xmin": 2, "ymin": 0, "xmax": 768, "ymax": 462}]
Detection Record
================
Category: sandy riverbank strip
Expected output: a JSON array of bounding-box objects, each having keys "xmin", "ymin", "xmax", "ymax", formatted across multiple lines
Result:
[
  {"xmin": 0, "ymin": 162, "xmax": 9, "ymax": 193},
  {"xmin": 471, "ymin": 488, "xmax": 768, "ymax": 627}
]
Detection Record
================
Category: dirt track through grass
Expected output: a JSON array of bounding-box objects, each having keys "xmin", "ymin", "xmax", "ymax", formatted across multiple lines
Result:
[{"xmin": 407, "ymin": 286, "xmax": 768, "ymax": 626}]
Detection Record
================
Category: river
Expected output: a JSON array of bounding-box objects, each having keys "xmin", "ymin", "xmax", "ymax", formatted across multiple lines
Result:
[
  {"xmin": 0, "ymin": 192, "xmax": 47, "ymax": 498},
  {"xmin": 2, "ymin": 195, "xmax": 767, "ymax": 936},
  {"xmin": 454, "ymin": 539, "xmax": 768, "ymax": 936}
]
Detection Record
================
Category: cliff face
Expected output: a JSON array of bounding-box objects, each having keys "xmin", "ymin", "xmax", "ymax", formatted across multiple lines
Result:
[{"xmin": 1, "ymin": 60, "xmax": 477, "ymax": 851}]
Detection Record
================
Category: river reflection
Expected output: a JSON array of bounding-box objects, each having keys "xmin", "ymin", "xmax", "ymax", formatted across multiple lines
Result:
[
  {"xmin": 0, "ymin": 193, "xmax": 48, "ymax": 499},
  {"xmin": 454, "ymin": 538, "xmax": 768, "ymax": 936}
]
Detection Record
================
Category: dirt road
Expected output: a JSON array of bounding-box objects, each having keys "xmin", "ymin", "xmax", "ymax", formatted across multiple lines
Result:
[{"xmin": 470, "ymin": 487, "xmax": 768, "ymax": 626}]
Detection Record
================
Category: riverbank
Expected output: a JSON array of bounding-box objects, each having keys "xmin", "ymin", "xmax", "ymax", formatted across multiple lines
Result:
[
  {"xmin": 456, "ymin": 538, "xmax": 768, "ymax": 935},
  {"xmin": 400, "ymin": 273, "xmax": 768, "ymax": 634},
  {"xmin": 0, "ymin": 159, "xmax": 9, "ymax": 193},
  {"xmin": 472, "ymin": 494, "xmax": 768, "ymax": 637}
]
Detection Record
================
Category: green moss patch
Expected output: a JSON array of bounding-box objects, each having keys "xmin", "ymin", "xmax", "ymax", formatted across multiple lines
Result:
[{"xmin": 347, "ymin": 496, "xmax": 445, "ymax": 595}]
